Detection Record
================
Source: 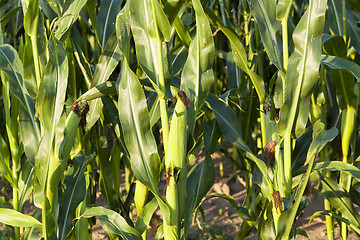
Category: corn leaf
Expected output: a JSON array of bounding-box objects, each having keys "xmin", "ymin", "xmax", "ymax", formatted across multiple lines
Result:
[
  {"xmin": 97, "ymin": 0, "xmax": 123, "ymax": 49},
  {"xmin": 58, "ymin": 153, "xmax": 95, "ymax": 240},
  {"xmin": 322, "ymin": 36, "xmax": 358, "ymax": 110},
  {"xmin": 134, "ymin": 199, "xmax": 158, "ymax": 234},
  {"xmin": 130, "ymin": 0, "xmax": 172, "ymax": 91},
  {"xmin": 206, "ymin": 94, "xmax": 273, "ymax": 199},
  {"xmin": 35, "ymin": 36, "xmax": 68, "ymax": 191},
  {"xmin": 54, "ymin": 0, "xmax": 88, "ymax": 41},
  {"xmin": 249, "ymin": 0, "xmax": 283, "ymax": 71},
  {"xmin": 0, "ymin": 44, "xmax": 40, "ymax": 160},
  {"xmin": 275, "ymin": 0, "xmax": 327, "ymax": 138},
  {"xmin": 80, "ymin": 207, "xmax": 142, "ymax": 239},
  {"xmin": 117, "ymin": 60, "xmax": 161, "ymax": 197},
  {"xmin": 23, "ymin": 0, "xmax": 39, "ymax": 38},
  {"xmin": 115, "ymin": 1, "xmax": 131, "ymax": 61},
  {"xmin": 86, "ymin": 33, "xmax": 121, "ymax": 131},
  {"xmin": 0, "ymin": 208, "xmax": 42, "ymax": 229},
  {"xmin": 319, "ymin": 177, "xmax": 360, "ymax": 228},
  {"xmin": 184, "ymin": 153, "xmax": 215, "ymax": 236},
  {"xmin": 0, "ymin": 135, "xmax": 13, "ymax": 187},
  {"xmin": 204, "ymin": 6, "xmax": 265, "ymax": 103},
  {"xmin": 181, "ymin": 0, "xmax": 215, "ymax": 134},
  {"xmin": 276, "ymin": 0, "xmax": 292, "ymax": 21},
  {"xmin": 18, "ymin": 161, "xmax": 35, "ymax": 209},
  {"xmin": 277, "ymin": 122, "xmax": 337, "ymax": 239}
]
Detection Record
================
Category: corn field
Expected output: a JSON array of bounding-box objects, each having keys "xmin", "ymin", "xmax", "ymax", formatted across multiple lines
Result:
[{"xmin": 1, "ymin": 0, "xmax": 360, "ymax": 239}]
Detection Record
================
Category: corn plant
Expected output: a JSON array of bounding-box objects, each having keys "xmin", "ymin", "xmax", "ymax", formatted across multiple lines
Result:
[{"xmin": 0, "ymin": 0, "xmax": 360, "ymax": 239}]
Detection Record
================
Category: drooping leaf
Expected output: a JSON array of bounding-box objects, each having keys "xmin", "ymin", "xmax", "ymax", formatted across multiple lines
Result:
[
  {"xmin": 134, "ymin": 199, "xmax": 158, "ymax": 234},
  {"xmin": 204, "ymin": 6, "xmax": 265, "ymax": 103},
  {"xmin": 206, "ymin": 94, "xmax": 273, "ymax": 199},
  {"xmin": 0, "ymin": 208, "xmax": 42, "ymax": 229},
  {"xmin": 319, "ymin": 177, "xmax": 360, "ymax": 229},
  {"xmin": 322, "ymin": 36, "xmax": 358, "ymax": 110},
  {"xmin": 80, "ymin": 207, "xmax": 142, "ymax": 240},
  {"xmin": 54, "ymin": 0, "xmax": 88, "ymax": 41},
  {"xmin": 275, "ymin": 0, "xmax": 327, "ymax": 138}
]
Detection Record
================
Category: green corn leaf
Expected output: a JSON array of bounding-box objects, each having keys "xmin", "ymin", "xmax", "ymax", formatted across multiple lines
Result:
[
  {"xmin": 0, "ymin": 44, "xmax": 40, "ymax": 160},
  {"xmin": 117, "ymin": 59, "xmax": 171, "ymax": 223},
  {"xmin": 135, "ymin": 199, "xmax": 158, "ymax": 234},
  {"xmin": 275, "ymin": 0, "xmax": 327, "ymax": 138},
  {"xmin": 206, "ymin": 94, "xmax": 273, "ymax": 199},
  {"xmin": 310, "ymin": 210, "xmax": 360, "ymax": 236},
  {"xmin": 23, "ymin": 0, "xmax": 39, "ymax": 38},
  {"xmin": 44, "ymin": 0, "xmax": 61, "ymax": 16},
  {"xmin": 130, "ymin": 0, "xmax": 172, "ymax": 92},
  {"xmin": 310, "ymin": 162, "xmax": 360, "ymax": 182},
  {"xmin": 58, "ymin": 153, "xmax": 95, "ymax": 240},
  {"xmin": 71, "ymin": 39, "xmax": 93, "ymax": 88},
  {"xmin": 130, "ymin": 0, "xmax": 171, "ymax": 42},
  {"xmin": 163, "ymin": 0, "xmax": 185, "ymax": 24},
  {"xmin": 23, "ymin": 21, "xmax": 47, "ymax": 99},
  {"xmin": 319, "ymin": 177, "xmax": 360, "ymax": 228},
  {"xmin": 97, "ymin": 0, "xmax": 123, "ymax": 49},
  {"xmin": 249, "ymin": 0, "xmax": 283, "ymax": 71},
  {"xmin": 203, "ymin": 117, "xmax": 221, "ymax": 154},
  {"xmin": 39, "ymin": 0, "xmax": 58, "ymax": 20},
  {"xmin": 117, "ymin": 60, "xmax": 161, "ymax": 197},
  {"xmin": 184, "ymin": 153, "xmax": 215, "ymax": 236},
  {"xmin": 0, "ymin": 208, "xmax": 42, "ymax": 229},
  {"xmin": 327, "ymin": 0, "xmax": 360, "ymax": 54},
  {"xmin": 80, "ymin": 207, "xmax": 142, "ymax": 239},
  {"xmin": 0, "ymin": 135, "xmax": 13, "ymax": 187},
  {"xmin": 204, "ymin": 6, "xmax": 265, "ymax": 103},
  {"xmin": 322, "ymin": 36, "xmax": 358, "ymax": 110},
  {"xmin": 181, "ymin": 0, "xmax": 215, "ymax": 134},
  {"xmin": 346, "ymin": 5, "xmax": 360, "ymax": 54},
  {"xmin": 35, "ymin": 36, "xmax": 68, "ymax": 191},
  {"xmin": 115, "ymin": 0, "xmax": 131, "ymax": 61},
  {"xmin": 276, "ymin": 0, "xmax": 293, "ymax": 21},
  {"xmin": 54, "ymin": 0, "xmax": 88, "ymax": 41},
  {"xmin": 277, "ymin": 121, "xmax": 337, "ymax": 239},
  {"xmin": 87, "ymin": 33, "xmax": 121, "ymax": 131},
  {"xmin": 18, "ymin": 161, "xmax": 35, "ymax": 209},
  {"xmin": 77, "ymin": 81, "xmax": 117, "ymax": 102},
  {"xmin": 321, "ymin": 55, "xmax": 360, "ymax": 83},
  {"xmin": 86, "ymin": 0, "xmax": 99, "ymax": 46}
]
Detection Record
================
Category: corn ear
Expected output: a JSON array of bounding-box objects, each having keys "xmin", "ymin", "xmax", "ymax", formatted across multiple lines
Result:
[
  {"xmin": 341, "ymin": 108, "xmax": 356, "ymax": 163},
  {"xmin": 134, "ymin": 180, "xmax": 148, "ymax": 215},
  {"xmin": 165, "ymin": 91, "xmax": 188, "ymax": 237}
]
